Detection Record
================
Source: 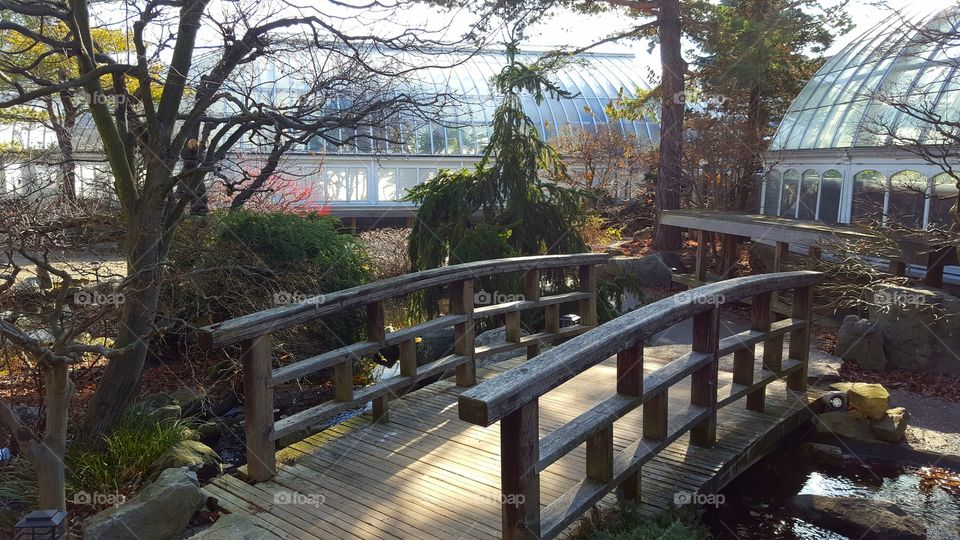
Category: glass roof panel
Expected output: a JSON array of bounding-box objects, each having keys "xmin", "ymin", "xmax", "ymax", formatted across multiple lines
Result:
[{"xmin": 771, "ymin": 4, "xmax": 960, "ymax": 151}]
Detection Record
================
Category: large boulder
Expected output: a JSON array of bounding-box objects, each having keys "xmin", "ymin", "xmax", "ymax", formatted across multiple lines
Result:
[
  {"xmin": 787, "ymin": 495, "xmax": 926, "ymax": 539},
  {"xmin": 416, "ymin": 326, "xmax": 455, "ymax": 365},
  {"xmin": 158, "ymin": 440, "xmax": 222, "ymax": 481},
  {"xmin": 84, "ymin": 467, "xmax": 207, "ymax": 540},
  {"xmin": 830, "ymin": 382, "xmax": 890, "ymax": 420},
  {"xmin": 605, "ymin": 252, "xmax": 686, "ymax": 288},
  {"xmin": 835, "ymin": 315, "xmax": 887, "ymax": 370},
  {"xmin": 867, "ymin": 283, "xmax": 960, "ymax": 377},
  {"xmin": 814, "ymin": 411, "xmax": 876, "ymax": 441},
  {"xmin": 188, "ymin": 514, "xmax": 280, "ymax": 540},
  {"xmin": 871, "ymin": 407, "xmax": 911, "ymax": 443},
  {"xmin": 475, "ymin": 326, "xmax": 529, "ymax": 366}
]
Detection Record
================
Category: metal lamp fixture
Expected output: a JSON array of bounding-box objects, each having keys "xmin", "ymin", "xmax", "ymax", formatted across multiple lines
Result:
[{"xmin": 14, "ymin": 510, "xmax": 68, "ymax": 540}]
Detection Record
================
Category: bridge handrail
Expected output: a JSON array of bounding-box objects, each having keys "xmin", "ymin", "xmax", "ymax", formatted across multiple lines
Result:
[
  {"xmin": 199, "ymin": 253, "xmax": 608, "ymax": 347},
  {"xmin": 198, "ymin": 252, "xmax": 610, "ymax": 482},
  {"xmin": 457, "ymin": 270, "xmax": 823, "ymax": 539}
]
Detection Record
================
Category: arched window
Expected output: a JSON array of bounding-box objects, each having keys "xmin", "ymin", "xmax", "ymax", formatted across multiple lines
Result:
[
  {"xmin": 780, "ymin": 169, "xmax": 800, "ymax": 217},
  {"xmin": 762, "ymin": 170, "xmax": 782, "ymax": 216},
  {"xmin": 929, "ymin": 173, "xmax": 958, "ymax": 228},
  {"xmin": 798, "ymin": 169, "xmax": 820, "ymax": 220},
  {"xmin": 888, "ymin": 171, "xmax": 927, "ymax": 229},
  {"xmin": 819, "ymin": 170, "xmax": 843, "ymax": 225},
  {"xmin": 851, "ymin": 170, "xmax": 886, "ymax": 223}
]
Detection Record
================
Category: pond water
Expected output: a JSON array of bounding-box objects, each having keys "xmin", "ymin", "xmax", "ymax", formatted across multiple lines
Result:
[{"xmin": 705, "ymin": 438, "xmax": 960, "ymax": 539}]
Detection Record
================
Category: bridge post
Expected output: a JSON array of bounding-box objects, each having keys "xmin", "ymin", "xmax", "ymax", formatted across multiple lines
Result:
[
  {"xmin": 742, "ymin": 292, "xmax": 772, "ymax": 412},
  {"xmin": 787, "ymin": 286, "xmax": 812, "ymax": 391},
  {"xmin": 241, "ymin": 334, "xmax": 276, "ymax": 481},
  {"xmin": 617, "ymin": 342, "xmax": 644, "ymax": 500},
  {"xmin": 578, "ymin": 264, "xmax": 598, "ymax": 327},
  {"xmin": 451, "ymin": 279, "xmax": 477, "ymax": 386},
  {"xmin": 500, "ymin": 399, "xmax": 540, "ymax": 539},
  {"xmin": 524, "ymin": 270, "xmax": 541, "ymax": 358},
  {"xmin": 367, "ymin": 302, "xmax": 389, "ymax": 422},
  {"xmin": 694, "ymin": 229, "xmax": 708, "ymax": 282},
  {"xmin": 691, "ymin": 307, "xmax": 719, "ymax": 447}
]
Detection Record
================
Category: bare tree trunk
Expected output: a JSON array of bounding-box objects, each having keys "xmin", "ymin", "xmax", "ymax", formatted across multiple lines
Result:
[
  {"xmin": 81, "ymin": 199, "xmax": 166, "ymax": 440},
  {"xmin": 652, "ymin": 0, "xmax": 684, "ymax": 251},
  {"xmin": 0, "ymin": 362, "xmax": 71, "ymax": 510}
]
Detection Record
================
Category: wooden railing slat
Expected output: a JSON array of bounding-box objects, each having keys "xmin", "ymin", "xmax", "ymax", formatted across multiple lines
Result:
[{"xmin": 787, "ymin": 286, "xmax": 813, "ymax": 391}]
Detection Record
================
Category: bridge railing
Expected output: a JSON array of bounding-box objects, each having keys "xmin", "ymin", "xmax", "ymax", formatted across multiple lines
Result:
[
  {"xmin": 457, "ymin": 271, "xmax": 824, "ymax": 540},
  {"xmin": 198, "ymin": 253, "xmax": 610, "ymax": 481}
]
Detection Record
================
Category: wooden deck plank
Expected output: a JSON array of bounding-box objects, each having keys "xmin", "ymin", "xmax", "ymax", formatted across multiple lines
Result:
[{"xmin": 212, "ymin": 350, "xmax": 820, "ymax": 539}]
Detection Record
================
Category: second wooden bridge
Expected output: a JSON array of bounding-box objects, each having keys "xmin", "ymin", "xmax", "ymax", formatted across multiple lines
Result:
[{"xmin": 198, "ymin": 254, "xmax": 825, "ymax": 539}]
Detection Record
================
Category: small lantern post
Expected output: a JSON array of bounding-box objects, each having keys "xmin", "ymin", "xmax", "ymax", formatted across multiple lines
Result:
[{"xmin": 14, "ymin": 510, "xmax": 68, "ymax": 540}]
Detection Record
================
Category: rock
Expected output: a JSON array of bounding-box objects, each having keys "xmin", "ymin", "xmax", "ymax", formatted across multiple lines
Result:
[
  {"xmin": 787, "ymin": 495, "xmax": 926, "ymax": 539},
  {"xmin": 835, "ymin": 315, "xmax": 887, "ymax": 370},
  {"xmin": 171, "ymin": 387, "xmax": 208, "ymax": 417},
  {"xmin": 872, "ymin": 407, "xmax": 911, "ymax": 442},
  {"xmin": 474, "ymin": 326, "xmax": 529, "ymax": 366},
  {"xmin": 810, "ymin": 391, "xmax": 848, "ymax": 414},
  {"xmin": 830, "ymin": 382, "xmax": 890, "ymax": 420},
  {"xmin": 84, "ymin": 467, "xmax": 207, "ymax": 540},
  {"xmin": 416, "ymin": 326, "xmax": 455, "ymax": 365},
  {"xmin": 142, "ymin": 392, "xmax": 174, "ymax": 408},
  {"xmin": 158, "ymin": 440, "xmax": 221, "ymax": 481},
  {"xmin": 867, "ymin": 284, "xmax": 960, "ymax": 377},
  {"xmin": 188, "ymin": 514, "xmax": 280, "ymax": 540},
  {"xmin": 195, "ymin": 421, "xmax": 223, "ymax": 442},
  {"xmin": 149, "ymin": 404, "xmax": 183, "ymax": 423},
  {"xmin": 605, "ymin": 253, "xmax": 685, "ymax": 288},
  {"xmin": 814, "ymin": 411, "xmax": 876, "ymax": 441},
  {"xmin": 798, "ymin": 442, "xmax": 844, "ymax": 466}
]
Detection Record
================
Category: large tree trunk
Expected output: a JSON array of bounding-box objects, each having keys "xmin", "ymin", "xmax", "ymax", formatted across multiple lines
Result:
[
  {"xmin": 739, "ymin": 84, "xmax": 763, "ymax": 211},
  {"xmin": 652, "ymin": 0, "xmax": 684, "ymax": 251},
  {"xmin": 81, "ymin": 198, "xmax": 167, "ymax": 440}
]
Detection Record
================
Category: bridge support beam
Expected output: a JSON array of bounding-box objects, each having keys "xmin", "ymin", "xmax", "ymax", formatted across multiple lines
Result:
[
  {"xmin": 500, "ymin": 399, "xmax": 540, "ymax": 539},
  {"xmin": 691, "ymin": 307, "xmax": 719, "ymax": 447},
  {"xmin": 242, "ymin": 334, "xmax": 276, "ymax": 482}
]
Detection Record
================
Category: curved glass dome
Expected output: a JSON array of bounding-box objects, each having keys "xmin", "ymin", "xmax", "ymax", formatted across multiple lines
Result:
[
  {"xmin": 770, "ymin": 3, "xmax": 960, "ymax": 151},
  {"xmin": 287, "ymin": 49, "xmax": 658, "ymax": 156}
]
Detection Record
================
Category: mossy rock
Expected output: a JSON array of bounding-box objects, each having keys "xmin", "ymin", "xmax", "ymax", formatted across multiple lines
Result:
[{"xmin": 830, "ymin": 382, "xmax": 890, "ymax": 420}]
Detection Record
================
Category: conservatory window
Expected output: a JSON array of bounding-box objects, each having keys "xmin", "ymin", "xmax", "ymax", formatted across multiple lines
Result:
[
  {"xmin": 851, "ymin": 170, "xmax": 886, "ymax": 223},
  {"xmin": 798, "ymin": 169, "xmax": 820, "ymax": 220},
  {"xmin": 928, "ymin": 173, "xmax": 958, "ymax": 228},
  {"xmin": 887, "ymin": 171, "xmax": 927, "ymax": 229},
  {"xmin": 762, "ymin": 171, "xmax": 781, "ymax": 216},
  {"xmin": 819, "ymin": 170, "xmax": 843, "ymax": 225},
  {"xmin": 378, "ymin": 168, "xmax": 397, "ymax": 201},
  {"xmin": 780, "ymin": 169, "xmax": 800, "ymax": 217},
  {"xmin": 398, "ymin": 168, "xmax": 419, "ymax": 200}
]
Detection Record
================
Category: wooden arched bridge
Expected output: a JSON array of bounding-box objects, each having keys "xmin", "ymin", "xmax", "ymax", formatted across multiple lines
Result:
[{"xmin": 197, "ymin": 254, "xmax": 825, "ymax": 539}]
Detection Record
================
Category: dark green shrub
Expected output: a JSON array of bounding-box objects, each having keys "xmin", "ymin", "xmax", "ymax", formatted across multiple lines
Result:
[{"xmin": 161, "ymin": 210, "xmax": 373, "ymax": 376}]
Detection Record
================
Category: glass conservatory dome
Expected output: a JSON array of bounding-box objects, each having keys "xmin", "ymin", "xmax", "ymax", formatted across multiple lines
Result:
[{"xmin": 770, "ymin": 3, "xmax": 960, "ymax": 152}]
